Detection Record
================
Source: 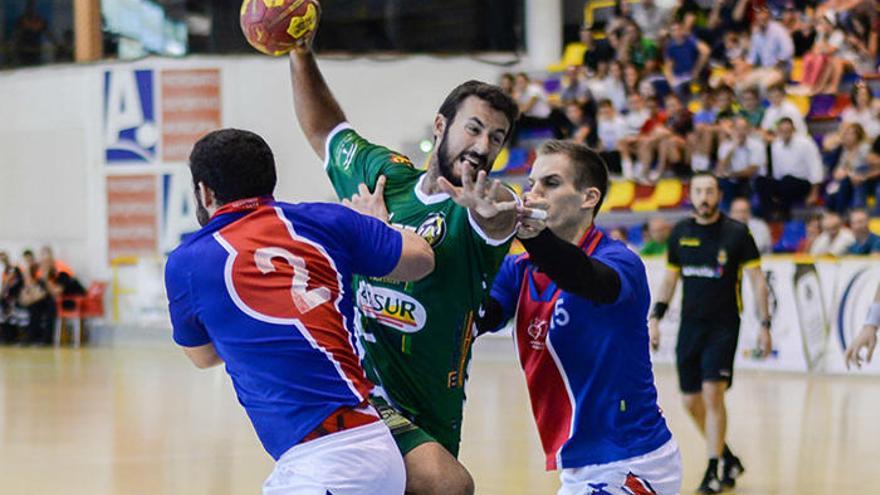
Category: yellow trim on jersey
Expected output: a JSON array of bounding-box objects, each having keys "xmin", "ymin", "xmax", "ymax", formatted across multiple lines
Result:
[
  {"xmin": 742, "ymin": 259, "xmax": 762, "ymax": 270},
  {"xmin": 667, "ymin": 264, "xmax": 681, "ymax": 272},
  {"xmin": 679, "ymin": 237, "xmax": 701, "ymax": 247}
]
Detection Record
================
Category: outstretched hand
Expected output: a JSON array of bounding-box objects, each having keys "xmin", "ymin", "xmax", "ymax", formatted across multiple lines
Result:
[
  {"xmin": 343, "ymin": 176, "xmax": 390, "ymax": 223},
  {"xmin": 515, "ymin": 194, "xmax": 549, "ymax": 239},
  {"xmin": 437, "ymin": 165, "xmax": 517, "ymax": 219}
]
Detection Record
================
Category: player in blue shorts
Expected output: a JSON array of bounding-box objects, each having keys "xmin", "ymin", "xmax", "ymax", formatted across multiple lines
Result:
[
  {"xmin": 478, "ymin": 141, "xmax": 682, "ymax": 495},
  {"xmin": 164, "ymin": 129, "xmax": 435, "ymax": 495}
]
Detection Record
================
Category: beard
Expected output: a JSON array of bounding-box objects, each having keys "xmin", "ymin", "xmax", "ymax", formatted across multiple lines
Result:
[
  {"xmin": 436, "ymin": 127, "xmax": 489, "ymax": 187},
  {"xmin": 195, "ymin": 191, "xmax": 211, "ymax": 227},
  {"xmin": 695, "ymin": 201, "xmax": 719, "ymax": 219}
]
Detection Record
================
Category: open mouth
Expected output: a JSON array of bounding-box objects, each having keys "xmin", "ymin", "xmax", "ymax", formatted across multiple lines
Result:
[{"xmin": 457, "ymin": 153, "xmax": 486, "ymax": 172}]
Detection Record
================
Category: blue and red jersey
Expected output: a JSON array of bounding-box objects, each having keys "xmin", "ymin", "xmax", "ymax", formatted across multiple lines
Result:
[
  {"xmin": 489, "ymin": 226, "xmax": 671, "ymax": 470},
  {"xmin": 164, "ymin": 197, "xmax": 402, "ymax": 460}
]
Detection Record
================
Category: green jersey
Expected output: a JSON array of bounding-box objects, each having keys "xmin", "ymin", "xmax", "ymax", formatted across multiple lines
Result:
[{"xmin": 324, "ymin": 124, "xmax": 512, "ymax": 455}]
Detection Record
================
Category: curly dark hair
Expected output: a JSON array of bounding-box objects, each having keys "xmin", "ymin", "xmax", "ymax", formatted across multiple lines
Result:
[
  {"xmin": 189, "ymin": 129, "xmax": 277, "ymax": 204},
  {"xmin": 437, "ymin": 80, "xmax": 519, "ymax": 144}
]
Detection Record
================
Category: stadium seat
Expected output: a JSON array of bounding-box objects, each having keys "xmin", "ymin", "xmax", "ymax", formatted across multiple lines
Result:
[
  {"xmin": 546, "ymin": 42, "xmax": 587, "ymax": 72},
  {"xmin": 54, "ymin": 281, "xmax": 107, "ymax": 348},
  {"xmin": 630, "ymin": 179, "xmax": 684, "ymax": 212},
  {"xmin": 773, "ymin": 220, "xmax": 807, "ymax": 253},
  {"xmin": 790, "ymin": 58, "xmax": 804, "ymax": 83},
  {"xmin": 602, "ymin": 180, "xmax": 636, "ymax": 211},
  {"xmin": 787, "ymin": 94, "xmax": 811, "ymax": 117},
  {"xmin": 870, "ymin": 218, "xmax": 880, "ymax": 236}
]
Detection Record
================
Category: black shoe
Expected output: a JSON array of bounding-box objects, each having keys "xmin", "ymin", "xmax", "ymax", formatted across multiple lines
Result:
[
  {"xmin": 721, "ymin": 455, "xmax": 745, "ymax": 488},
  {"xmin": 698, "ymin": 467, "xmax": 723, "ymax": 494}
]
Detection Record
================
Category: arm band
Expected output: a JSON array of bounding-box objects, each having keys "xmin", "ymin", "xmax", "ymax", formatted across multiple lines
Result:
[
  {"xmin": 866, "ymin": 302, "xmax": 880, "ymax": 328},
  {"xmin": 651, "ymin": 302, "xmax": 669, "ymax": 320}
]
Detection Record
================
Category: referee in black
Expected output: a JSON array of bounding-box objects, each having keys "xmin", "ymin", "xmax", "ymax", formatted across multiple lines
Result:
[{"xmin": 649, "ymin": 172, "xmax": 772, "ymax": 494}]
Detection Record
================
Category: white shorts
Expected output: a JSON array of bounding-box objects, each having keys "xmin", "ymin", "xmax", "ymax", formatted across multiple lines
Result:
[
  {"xmin": 262, "ymin": 420, "xmax": 405, "ymax": 495},
  {"xmin": 558, "ymin": 439, "xmax": 682, "ymax": 495}
]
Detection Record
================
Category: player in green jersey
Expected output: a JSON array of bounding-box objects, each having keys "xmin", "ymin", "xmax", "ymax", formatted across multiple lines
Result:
[{"xmin": 288, "ymin": 26, "xmax": 523, "ymax": 495}]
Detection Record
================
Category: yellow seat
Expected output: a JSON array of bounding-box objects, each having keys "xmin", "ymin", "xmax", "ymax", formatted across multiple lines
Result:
[
  {"xmin": 790, "ymin": 58, "xmax": 804, "ymax": 83},
  {"xmin": 601, "ymin": 180, "xmax": 636, "ymax": 212},
  {"xmin": 547, "ymin": 43, "xmax": 587, "ymax": 73},
  {"xmin": 653, "ymin": 179, "xmax": 684, "ymax": 208},
  {"xmin": 869, "ymin": 218, "xmax": 880, "ymax": 236},
  {"xmin": 787, "ymin": 94, "xmax": 810, "ymax": 116},
  {"xmin": 491, "ymin": 147, "xmax": 509, "ymax": 172}
]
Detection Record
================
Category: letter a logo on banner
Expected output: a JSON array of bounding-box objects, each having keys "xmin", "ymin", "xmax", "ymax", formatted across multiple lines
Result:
[{"xmin": 104, "ymin": 69, "xmax": 158, "ymax": 163}]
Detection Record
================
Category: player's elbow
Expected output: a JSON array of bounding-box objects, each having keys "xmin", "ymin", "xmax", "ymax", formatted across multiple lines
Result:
[{"xmin": 388, "ymin": 233, "xmax": 435, "ymax": 282}]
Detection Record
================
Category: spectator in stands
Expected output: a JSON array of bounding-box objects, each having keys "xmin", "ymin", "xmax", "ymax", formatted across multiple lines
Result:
[
  {"xmin": 650, "ymin": 93, "xmax": 694, "ymax": 180},
  {"xmin": 705, "ymin": 0, "xmax": 752, "ymax": 37},
  {"xmin": 730, "ymin": 197, "xmax": 773, "ymax": 253},
  {"xmin": 499, "ymin": 73, "xmax": 515, "ymax": 98},
  {"xmin": 717, "ymin": 116, "xmax": 767, "ymax": 210},
  {"xmin": 564, "ymin": 102, "xmax": 594, "ymax": 146},
  {"xmin": 595, "ymin": 99, "xmax": 628, "ymax": 176},
  {"xmin": 612, "ymin": 20, "xmax": 659, "ymax": 71},
  {"xmin": 623, "ymin": 63, "xmax": 643, "ymax": 96},
  {"xmin": 825, "ymin": 122, "xmax": 876, "ymax": 214},
  {"xmin": 38, "ymin": 246, "xmax": 85, "ymax": 305},
  {"xmin": 0, "ymin": 252, "xmax": 23, "ymax": 344},
  {"xmin": 21, "ymin": 249, "xmax": 38, "ymax": 277},
  {"xmin": 847, "ymin": 208, "xmax": 880, "ymax": 254},
  {"xmin": 797, "ymin": 214, "xmax": 823, "ymax": 253},
  {"xmin": 622, "ymin": 95, "xmax": 667, "ymax": 182},
  {"xmin": 736, "ymin": 5, "xmax": 794, "ymax": 91},
  {"xmin": 840, "ymin": 82, "xmax": 880, "ymax": 139},
  {"xmin": 12, "ymin": 0, "xmax": 55, "ymax": 66},
  {"xmin": 788, "ymin": 6, "xmax": 817, "ymax": 57},
  {"xmin": 18, "ymin": 264, "xmax": 55, "ymax": 346},
  {"xmin": 559, "ymin": 65, "xmax": 594, "ymax": 113},
  {"xmin": 608, "ymin": 226, "xmax": 638, "ymax": 252},
  {"xmin": 761, "ymin": 84, "xmax": 808, "ymax": 137},
  {"xmin": 581, "ymin": 25, "xmax": 616, "ymax": 74},
  {"xmin": 639, "ymin": 58, "xmax": 672, "ymax": 100},
  {"xmin": 664, "ymin": 20, "xmax": 711, "ymax": 96},
  {"xmin": 514, "ymin": 72, "xmax": 565, "ymax": 140},
  {"xmin": 757, "ymin": 117, "xmax": 824, "ymax": 219},
  {"xmin": 811, "ymin": 211, "xmax": 856, "ymax": 256},
  {"xmin": 618, "ymin": 93, "xmax": 650, "ymax": 179},
  {"xmin": 738, "ymin": 87, "xmax": 765, "ymax": 128},
  {"xmin": 640, "ymin": 217, "xmax": 673, "ymax": 255},
  {"xmin": 798, "ymin": 10, "xmax": 844, "ymax": 95},
  {"xmin": 711, "ymin": 30, "xmax": 748, "ymax": 72},
  {"xmin": 626, "ymin": 0, "xmax": 674, "ymax": 42}
]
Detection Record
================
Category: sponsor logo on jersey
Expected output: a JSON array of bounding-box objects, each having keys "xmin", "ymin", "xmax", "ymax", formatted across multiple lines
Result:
[
  {"xmin": 357, "ymin": 281, "xmax": 426, "ymax": 333},
  {"xmin": 717, "ymin": 249, "xmax": 728, "ymax": 266},
  {"xmin": 681, "ymin": 265, "xmax": 723, "ymax": 278},
  {"xmin": 389, "ymin": 153, "xmax": 414, "ymax": 167},
  {"xmin": 527, "ymin": 317, "xmax": 549, "ymax": 350},
  {"xmin": 336, "ymin": 136, "xmax": 359, "ymax": 170},
  {"xmin": 416, "ymin": 212, "xmax": 447, "ymax": 247},
  {"xmin": 680, "ymin": 237, "xmax": 701, "ymax": 247}
]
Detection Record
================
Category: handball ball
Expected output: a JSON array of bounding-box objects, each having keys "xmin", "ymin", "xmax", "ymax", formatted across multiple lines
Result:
[{"xmin": 240, "ymin": 0, "xmax": 321, "ymax": 56}]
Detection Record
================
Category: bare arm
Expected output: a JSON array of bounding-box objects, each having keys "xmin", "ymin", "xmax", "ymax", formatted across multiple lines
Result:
[
  {"xmin": 648, "ymin": 268, "xmax": 680, "ymax": 349},
  {"xmin": 182, "ymin": 343, "xmax": 223, "ymax": 369},
  {"xmin": 693, "ymin": 41, "xmax": 711, "ymax": 79},
  {"xmin": 746, "ymin": 264, "xmax": 773, "ymax": 357},
  {"xmin": 385, "ymin": 230, "xmax": 435, "ymax": 282},
  {"xmin": 288, "ymin": 50, "xmax": 347, "ymax": 160}
]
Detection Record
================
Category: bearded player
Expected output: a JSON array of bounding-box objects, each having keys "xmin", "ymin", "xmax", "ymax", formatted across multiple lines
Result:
[
  {"xmin": 477, "ymin": 141, "xmax": 681, "ymax": 495},
  {"xmin": 287, "ymin": 16, "xmax": 526, "ymax": 495},
  {"xmin": 650, "ymin": 172, "xmax": 772, "ymax": 494}
]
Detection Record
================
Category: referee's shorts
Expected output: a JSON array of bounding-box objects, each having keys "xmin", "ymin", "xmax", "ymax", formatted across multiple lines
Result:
[{"xmin": 675, "ymin": 318, "xmax": 740, "ymax": 394}]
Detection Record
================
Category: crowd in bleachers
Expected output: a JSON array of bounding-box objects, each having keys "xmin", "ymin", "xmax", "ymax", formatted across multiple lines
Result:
[
  {"xmin": 498, "ymin": 0, "xmax": 880, "ymax": 254},
  {"xmin": 0, "ymin": 247, "xmax": 84, "ymax": 346}
]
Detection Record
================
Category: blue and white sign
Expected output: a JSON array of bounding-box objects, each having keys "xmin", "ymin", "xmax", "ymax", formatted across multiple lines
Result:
[{"xmin": 104, "ymin": 69, "xmax": 158, "ymax": 163}]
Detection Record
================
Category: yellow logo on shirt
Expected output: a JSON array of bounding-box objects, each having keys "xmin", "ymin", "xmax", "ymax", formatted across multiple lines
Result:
[
  {"xmin": 680, "ymin": 237, "xmax": 701, "ymax": 247},
  {"xmin": 416, "ymin": 212, "xmax": 447, "ymax": 247}
]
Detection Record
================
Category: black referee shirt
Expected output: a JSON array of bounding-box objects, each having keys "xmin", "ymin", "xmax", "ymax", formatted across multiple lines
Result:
[{"xmin": 667, "ymin": 215, "xmax": 762, "ymax": 322}]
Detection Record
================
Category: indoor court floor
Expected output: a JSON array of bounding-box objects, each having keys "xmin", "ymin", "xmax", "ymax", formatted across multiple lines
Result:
[{"xmin": 1, "ymin": 338, "xmax": 878, "ymax": 494}]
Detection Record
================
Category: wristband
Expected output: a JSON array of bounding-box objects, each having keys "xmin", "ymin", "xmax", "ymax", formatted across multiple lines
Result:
[
  {"xmin": 865, "ymin": 302, "xmax": 880, "ymax": 328},
  {"xmin": 651, "ymin": 302, "xmax": 669, "ymax": 320},
  {"xmin": 761, "ymin": 318, "xmax": 772, "ymax": 330}
]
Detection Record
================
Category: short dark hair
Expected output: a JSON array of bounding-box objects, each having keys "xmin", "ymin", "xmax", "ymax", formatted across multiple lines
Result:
[
  {"xmin": 743, "ymin": 86, "xmax": 760, "ymax": 99},
  {"xmin": 22, "ymin": 249, "xmax": 34, "ymax": 258},
  {"xmin": 768, "ymin": 83, "xmax": 786, "ymax": 94},
  {"xmin": 537, "ymin": 140, "xmax": 609, "ymax": 215},
  {"xmin": 438, "ymin": 80, "xmax": 519, "ymax": 143},
  {"xmin": 189, "ymin": 129, "xmax": 277, "ymax": 205},
  {"xmin": 690, "ymin": 171, "xmax": 721, "ymax": 190},
  {"xmin": 776, "ymin": 116, "xmax": 795, "ymax": 128}
]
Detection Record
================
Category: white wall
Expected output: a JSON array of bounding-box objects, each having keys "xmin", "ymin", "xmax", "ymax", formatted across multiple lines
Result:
[{"xmin": 0, "ymin": 54, "xmax": 521, "ymax": 281}]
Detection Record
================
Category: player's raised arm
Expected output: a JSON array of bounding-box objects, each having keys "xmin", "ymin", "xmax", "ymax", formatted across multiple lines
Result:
[{"xmin": 288, "ymin": 35, "xmax": 346, "ymax": 160}]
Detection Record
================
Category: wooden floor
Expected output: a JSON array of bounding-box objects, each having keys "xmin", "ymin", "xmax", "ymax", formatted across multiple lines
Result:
[{"xmin": 1, "ymin": 342, "xmax": 878, "ymax": 494}]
